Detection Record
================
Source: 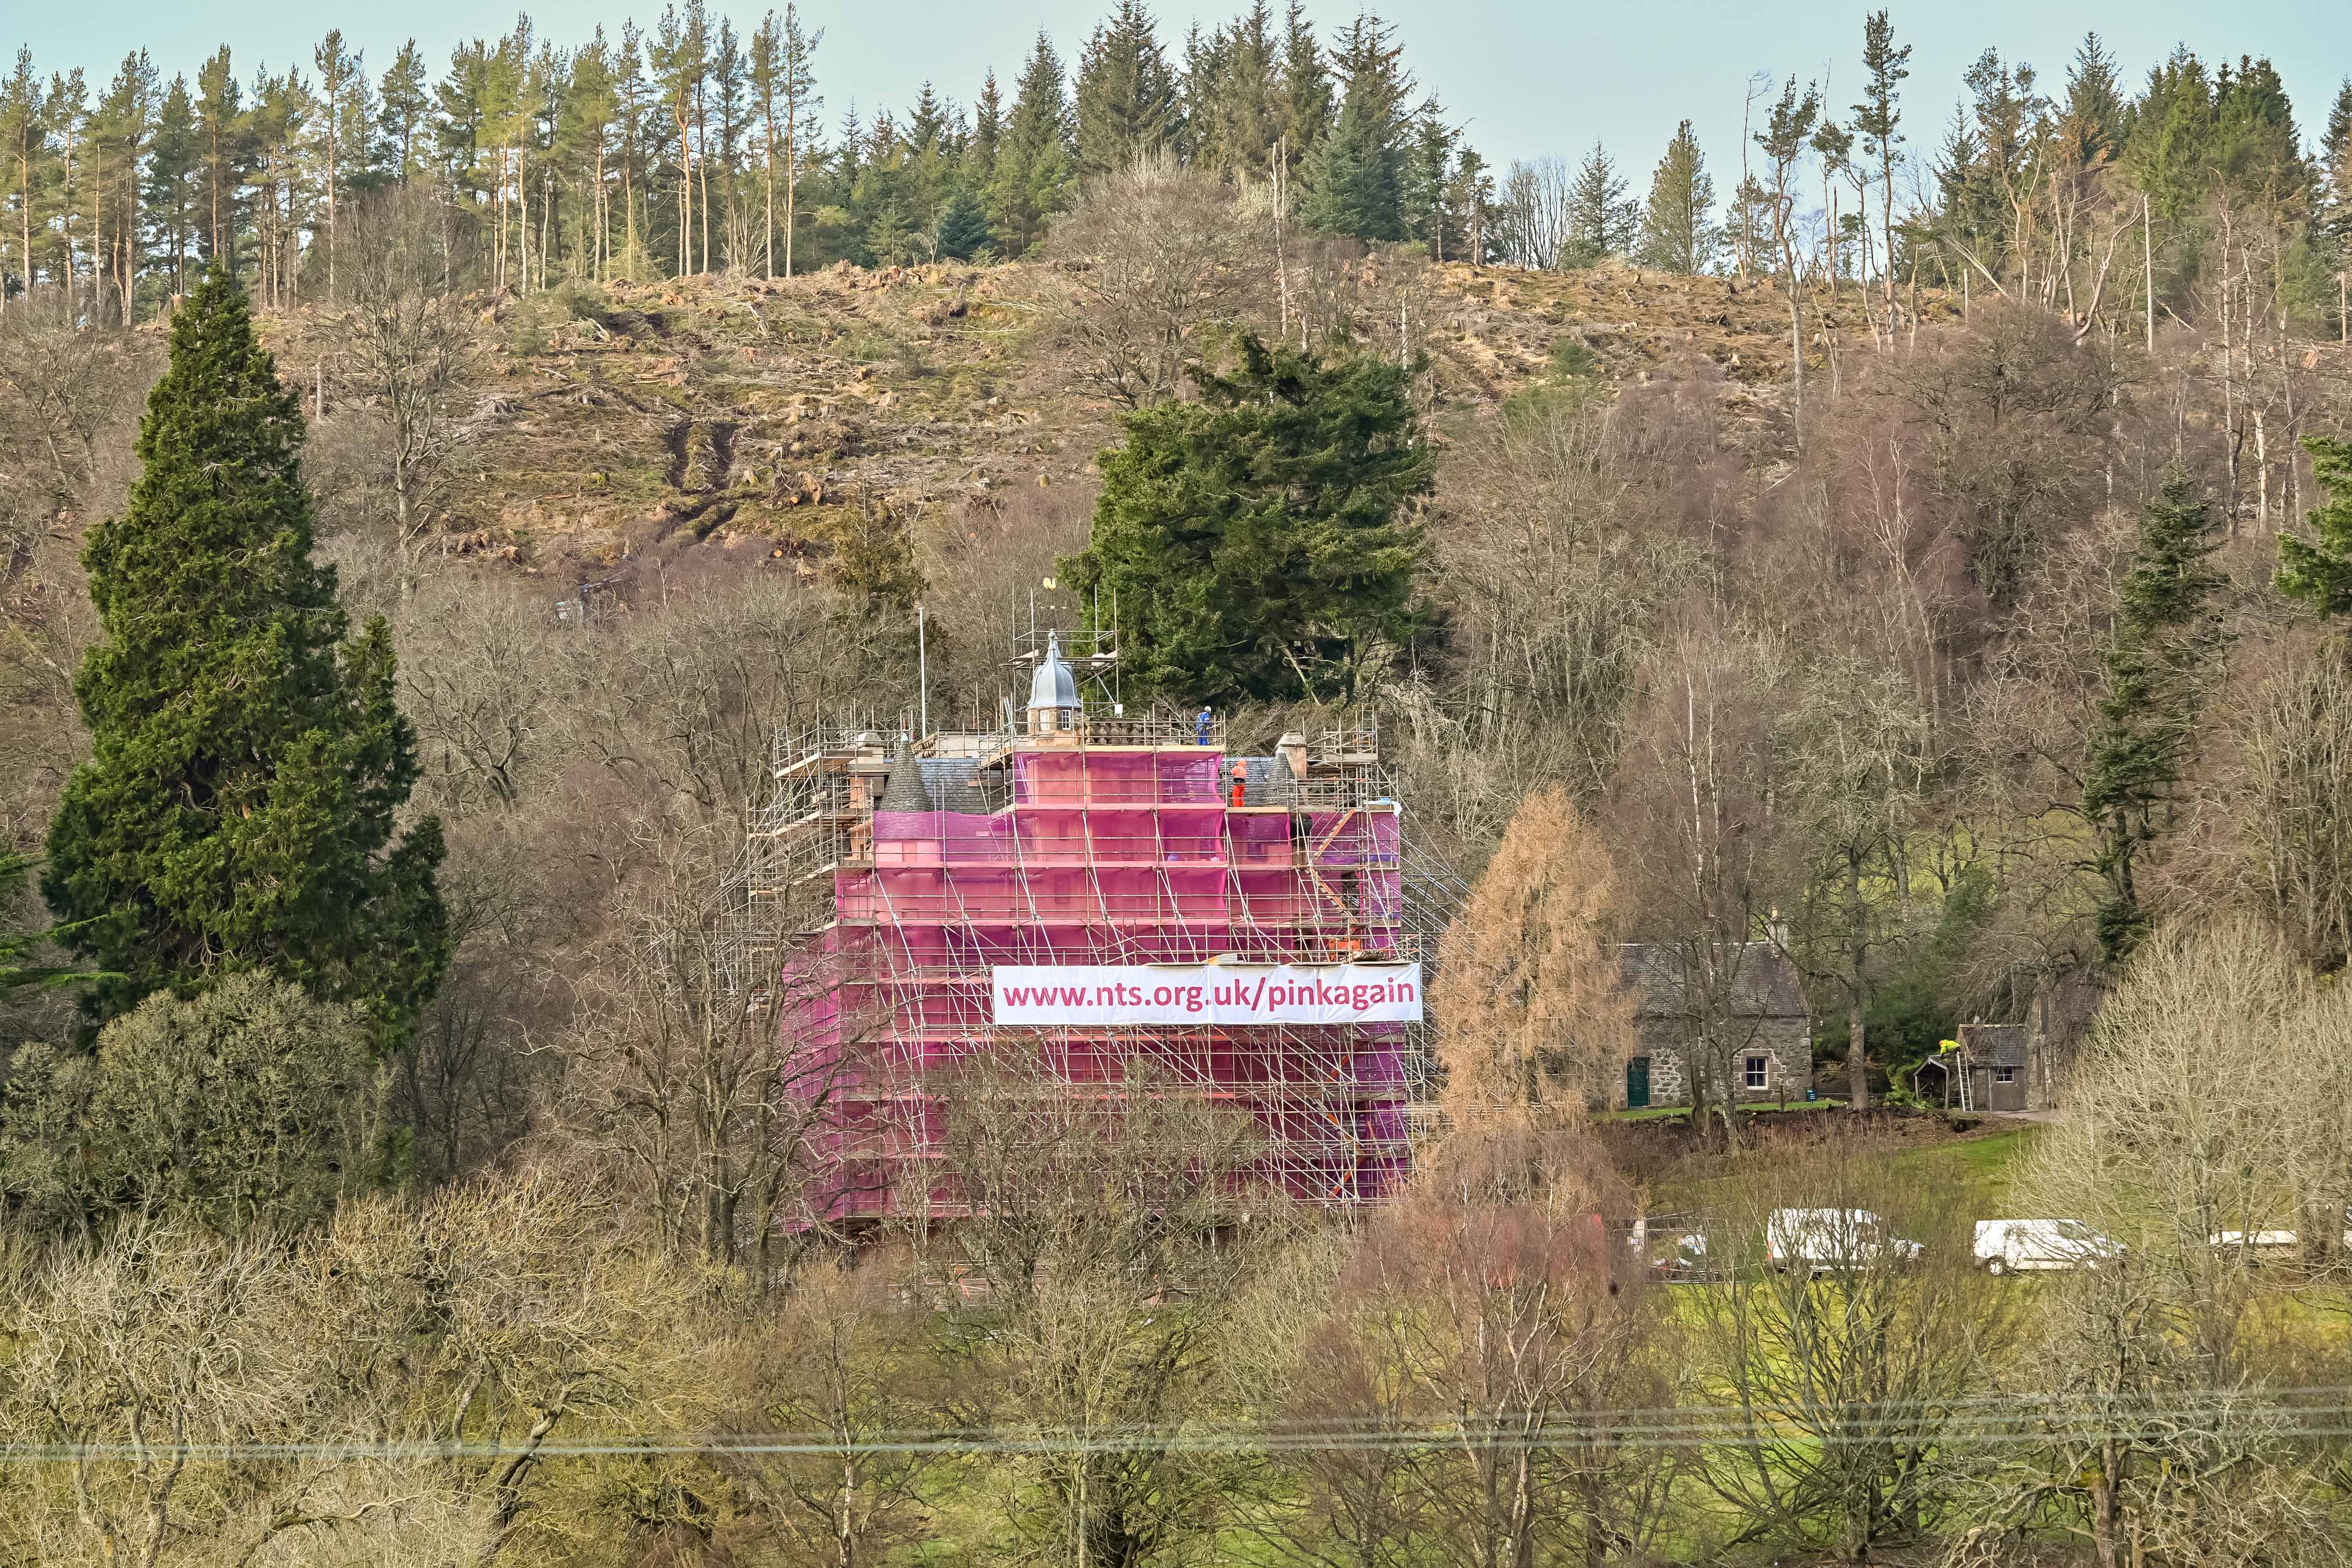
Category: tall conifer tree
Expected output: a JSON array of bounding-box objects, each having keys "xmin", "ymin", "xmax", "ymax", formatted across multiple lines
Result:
[
  {"xmin": 1299, "ymin": 13, "xmax": 1412, "ymax": 242},
  {"xmin": 2082, "ymin": 472, "xmax": 2228, "ymax": 965},
  {"xmin": 44, "ymin": 263, "xmax": 449, "ymax": 1049},
  {"xmin": 1073, "ymin": 0, "xmax": 1179, "ymax": 178},
  {"xmin": 995, "ymin": 31, "xmax": 1072, "ymax": 254},
  {"xmin": 1636, "ymin": 119, "xmax": 1719, "ymax": 273}
]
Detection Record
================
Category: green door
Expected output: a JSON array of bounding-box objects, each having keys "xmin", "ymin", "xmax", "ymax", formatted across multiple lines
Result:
[{"xmin": 1626, "ymin": 1057, "xmax": 1651, "ymax": 1109}]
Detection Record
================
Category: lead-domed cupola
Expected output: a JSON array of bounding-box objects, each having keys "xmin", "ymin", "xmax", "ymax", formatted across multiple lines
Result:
[{"xmin": 1025, "ymin": 632, "xmax": 1082, "ymax": 736}]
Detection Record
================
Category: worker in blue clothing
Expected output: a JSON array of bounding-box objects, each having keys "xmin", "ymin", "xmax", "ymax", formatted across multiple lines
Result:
[{"xmin": 1196, "ymin": 706, "xmax": 1213, "ymax": 745}]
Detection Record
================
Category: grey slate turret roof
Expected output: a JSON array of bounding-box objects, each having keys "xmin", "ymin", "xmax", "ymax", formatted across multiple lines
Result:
[{"xmin": 880, "ymin": 739, "xmax": 935, "ymax": 812}]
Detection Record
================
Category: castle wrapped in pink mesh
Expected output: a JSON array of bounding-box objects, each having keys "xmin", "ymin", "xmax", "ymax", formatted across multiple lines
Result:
[{"xmin": 752, "ymin": 636, "xmax": 1415, "ymax": 1222}]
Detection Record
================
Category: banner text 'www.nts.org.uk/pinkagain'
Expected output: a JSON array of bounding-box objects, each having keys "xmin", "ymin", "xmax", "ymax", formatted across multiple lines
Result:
[{"xmin": 990, "ymin": 963, "xmax": 1423, "ymax": 1027}]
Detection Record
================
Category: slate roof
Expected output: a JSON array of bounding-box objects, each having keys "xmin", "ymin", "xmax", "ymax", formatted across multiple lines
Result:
[
  {"xmin": 1618, "ymin": 943, "xmax": 1809, "ymax": 1021},
  {"xmin": 1957, "ymin": 1023, "xmax": 2028, "ymax": 1067},
  {"xmin": 880, "ymin": 743, "xmax": 933, "ymax": 812},
  {"xmin": 1242, "ymin": 756, "xmax": 1298, "ymax": 808},
  {"xmin": 917, "ymin": 757, "xmax": 991, "ymax": 814}
]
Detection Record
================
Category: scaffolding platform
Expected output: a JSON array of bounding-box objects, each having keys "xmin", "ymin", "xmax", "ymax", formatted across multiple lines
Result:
[{"xmin": 739, "ymin": 639, "xmax": 1438, "ymax": 1222}]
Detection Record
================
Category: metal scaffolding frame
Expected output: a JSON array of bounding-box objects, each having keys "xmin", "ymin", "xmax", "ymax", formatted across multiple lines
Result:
[{"xmin": 739, "ymin": 708, "xmax": 1438, "ymax": 1222}]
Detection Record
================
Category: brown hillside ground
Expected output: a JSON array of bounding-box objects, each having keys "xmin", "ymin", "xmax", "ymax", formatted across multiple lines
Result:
[{"xmin": 252, "ymin": 257, "xmax": 1948, "ymax": 589}]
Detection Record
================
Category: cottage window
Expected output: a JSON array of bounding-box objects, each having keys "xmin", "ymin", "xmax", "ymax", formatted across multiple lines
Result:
[
  {"xmin": 1743, "ymin": 1055, "xmax": 1769, "ymax": 1091},
  {"xmin": 1994, "ymin": 1065, "xmax": 2016, "ymax": 1085}
]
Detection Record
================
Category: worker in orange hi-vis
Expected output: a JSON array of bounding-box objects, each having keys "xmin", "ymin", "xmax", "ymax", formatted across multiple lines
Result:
[{"xmin": 1230, "ymin": 759, "xmax": 1248, "ymax": 807}]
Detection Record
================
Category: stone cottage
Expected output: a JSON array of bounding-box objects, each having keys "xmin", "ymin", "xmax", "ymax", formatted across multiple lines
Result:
[{"xmin": 1614, "ymin": 943, "xmax": 1813, "ymax": 1110}]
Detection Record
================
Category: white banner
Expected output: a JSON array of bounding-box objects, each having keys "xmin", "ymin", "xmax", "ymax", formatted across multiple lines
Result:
[{"xmin": 991, "ymin": 962, "xmax": 1423, "ymax": 1027}]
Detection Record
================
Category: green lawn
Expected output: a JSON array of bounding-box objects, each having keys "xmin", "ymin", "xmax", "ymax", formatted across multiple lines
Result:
[
  {"xmin": 1892, "ymin": 1125, "xmax": 2034, "ymax": 1211},
  {"xmin": 1646, "ymin": 1118, "xmax": 2040, "ymax": 1222}
]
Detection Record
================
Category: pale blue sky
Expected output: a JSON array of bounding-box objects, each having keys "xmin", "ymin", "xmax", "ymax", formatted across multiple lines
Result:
[{"xmin": 12, "ymin": 2, "xmax": 2350, "ymax": 183}]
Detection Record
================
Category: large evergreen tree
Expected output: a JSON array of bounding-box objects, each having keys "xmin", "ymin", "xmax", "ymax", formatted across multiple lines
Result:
[
  {"xmin": 1853, "ymin": 9, "xmax": 1910, "ymax": 307},
  {"xmin": 994, "ymin": 31, "xmax": 1073, "ymax": 254},
  {"xmin": 1073, "ymin": 0, "xmax": 1179, "ymax": 178},
  {"xmin": 1190, "ymin": 0, "xmax": 1278, "ymax": 176},
  {"xmin": 1060, "ymin": 334, "xmax": 1431, "ymax": 704},
  {"xmin": 1273, "ymin": 0, "xmax": 1331, "ymax": 168},
  {"xmin": 2081, "ymin": 471, "xmax": 2228, "ymax": 965},
  {"xmin": 43, "ymin": 263, "xmax": 449, "ymax": 1049},
  {"xmin": 2324, "ymin": 78, "xmax": 2352, "ymax": 226},
  {"xmin": 1298, "ymin": 13, "xmax": 1411, "ymax": 242}
]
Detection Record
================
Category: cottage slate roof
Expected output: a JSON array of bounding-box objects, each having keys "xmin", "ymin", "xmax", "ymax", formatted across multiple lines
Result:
[{"xmin": 1617, "ymin": 943, "xmax": 1809, "ymax": 1021}]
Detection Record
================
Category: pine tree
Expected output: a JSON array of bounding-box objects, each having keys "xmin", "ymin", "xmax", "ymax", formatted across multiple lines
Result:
[
  {"xmin": 43, "ymin": 265, "xmax": 449, "ymax": 1050},
  {"xmin": 144, "ymin": 75, "xmax": 197, "ymax": 295},
  {"xmin": 45, "ymin": 68, "xmax": 88, "ymax": 301},
  {"xmin": 379, "ymin": 41, "xmax": 431, "ymax": 183},
  {"xmin": 313, "ymin": 30, "xmax": 359, "ymax": 298},
  {"xmin": 1853, "ymin": 9, "xmax": 1910, "ymax": 309},
  {"xmin": 1446, "ymin": 145, "xmax": 1493, "ymax": 265},
  {"xmin": 91, "ymin": 50, "xmax": 157, "ymax": 323},
  {"xmin": 1060, "ymin": 334, "xmax": 1431, "ymax": 704},
  {"xmin": 994, "ymin": 31, "xmax": 1072, "ymax": 254},
  {"xmin": 1400, "ymin": 99, "xmax": 1457, "ymax": 257},
  {"xmin": 1192, "ymin": 1, "xmax": 1278, "ymax": 176},
  {"xmin": 193, "ymin": 47, "xmax": 243, "ymax": 266},
  {"xmin": 1273, "ymin": 0, "xmax": 1330, "ymax": 169},
  {"xmin": 2064, "ymin": 32, "xmax": 2127, "ymax": 167},
  {"xmin": 1, "ymin": 49, "xmax": 38, "ymax": 291},
  {"xmin": 966, "ymin": 68, "xmax": 1003, "ymax": 188},
  {"xmin": 1299, "ymin": 13, "xmax": 1412, "ymax": 243},
  {"xmin": 2127, "ymin": 48, "xmax": 2218, "ymax": 225},
  {"xmin": 2280, "ymin": 436, "xmax": 2352, "ymax": 618},
  {"xmin": 863, "ymin": 196, "xmax": 918, "ymax": 265},
  {"xmin": 1564, "ymin": 140, "xmax": 1633, "ymax": 265},
  {"xmin": 2082, "ymin": 471, "xmax": 2228, "ymax": 965},
  {"xmin": 1636, "ymin": 119, "xmax": 1718, "ymax": 273},
  {"xmin": 775, "ymin": 5, "xmax": 822, "ymax": 277},
  {"xmin": 2324, "ymin": 79, "xmax": 2352, "ymax": 224},
  {"xmin": 936, "ymin": 186, "xmax": 992, "ymax": 259},
  {"xmin": 1074, "ymin": 0, "xmax": 1179, "ymax": 178}
]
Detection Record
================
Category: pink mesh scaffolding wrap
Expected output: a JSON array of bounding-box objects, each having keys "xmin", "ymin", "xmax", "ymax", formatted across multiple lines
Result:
[{"xmin": 783, "ymin": 746, "xmax": 1411, "ymax": 1220}]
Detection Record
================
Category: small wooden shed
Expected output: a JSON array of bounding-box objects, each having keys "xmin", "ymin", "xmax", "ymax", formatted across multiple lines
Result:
[{"xmin": 1918, "ymin": 1023, "xmax": 2029, "ymax": 1112}]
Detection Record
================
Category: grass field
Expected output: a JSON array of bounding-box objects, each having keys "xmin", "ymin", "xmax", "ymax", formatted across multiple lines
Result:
[{"xmin": 1640, "ymin": 1115, "xmax": 2042, "ymax": 1224}]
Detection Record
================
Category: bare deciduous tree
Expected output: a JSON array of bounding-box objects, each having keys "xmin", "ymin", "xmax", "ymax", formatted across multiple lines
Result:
[
  {"xmin": 1949, "ymin": 920, "xmax": 2348, "ymax": 1568},
  {"xmin": 1692, "ymin": 1137, "xmax": 2007, "ymax": 1559},
  {"xmin": 1043, "ymin": 151, "xmax": 1266, "ymax": 408},
  {"xmin": 2236, "ymin": 639, "xmax": 2352, "ymax": 974},
  {"xmin": 721, "ymin": 1257, "xmax": 946, "ymax": 1566},
  {"xmin": 926, "ymin": 1044, "xmax": 1279, "ymax": 1568},
  {"xmin": 338, "ymin": 187, "xmax": 478, "ymax": 588},
  {"xmin": 562, "ymin": 816, "xmax": 850, "ymax": 1272},
  {"xmin": 0, "ymin": 1219, "xmax": 297, "ymax": 1567},
  {"xmin": 1610, "ymin": 627, "xmax": 1792, "ymax": 1140}
]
